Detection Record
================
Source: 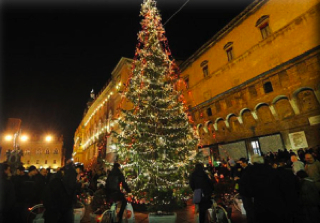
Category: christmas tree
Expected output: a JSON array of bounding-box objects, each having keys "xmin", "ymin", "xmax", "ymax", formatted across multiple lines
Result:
[{"xmin": 115, "ymin": 0, "xmax": 198, "ymax": 212}]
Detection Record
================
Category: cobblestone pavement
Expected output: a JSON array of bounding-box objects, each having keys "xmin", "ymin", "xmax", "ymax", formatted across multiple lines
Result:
[{"xmin": 81, "ymin": 199, "xmax": 247, "ymax": 223}]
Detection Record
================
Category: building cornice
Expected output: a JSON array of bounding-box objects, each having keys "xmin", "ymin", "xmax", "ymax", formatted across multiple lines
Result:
[
  {"xmin": 179, "ymin": 0, "xmax": 266, "ymax": 71},
  {"xmin": 111, "ymin": 57, "xmax": 133, "ymax": 78},
  {"xmin": 81, "ymin": 57, "xmax": 133, "ymax": 127},
  {"xmin": 189, "ymin": 45, "xmax": 320, "ymax": 111}
]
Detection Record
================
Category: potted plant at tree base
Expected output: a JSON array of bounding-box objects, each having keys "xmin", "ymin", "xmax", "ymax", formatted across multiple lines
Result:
[{"xmin": 147, "ymin": 188, "xmax": 179, "ymax": 223}]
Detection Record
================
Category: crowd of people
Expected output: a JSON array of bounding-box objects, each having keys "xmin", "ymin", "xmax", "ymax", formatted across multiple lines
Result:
[
  {"xmin": 0, "ymin": 160, "xmax": 131, "ymax": 223},
  {"xmin": 190, "ymin": 147, "xmax": 320, "ymax": 223},
  {"xmin": 0, "ymin": 161, "xmax": 78, "ymax": 223},
  {"xmin": 1, "ymin": 147, "xmax": 320, "ymax": 223}
]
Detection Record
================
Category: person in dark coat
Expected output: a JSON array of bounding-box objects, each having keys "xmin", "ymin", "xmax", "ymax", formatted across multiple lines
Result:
[
  {"xmin": 43, "ymin": 161, "xmax": 78, "ymax": 223},
  {"xmin": 11, "ymin": 165, "xmax": 26, "ymax": 223},
  {"xmin": 276, "ymin": 159, "xmax": 299, "ymax": 223},
  {"xmin": 240, "ymin": 154, "xmax": 286, "ymax": 223},
  {"xmin": 91, "ymin": 168, "xmax": 105, "ymax": 192},
  {"xmin": 22, "ymin": 165, "xmax": 38, "ymax": 207},
  {"xmin": 189, "ymin": 163, "xmax": 214, "ymax": 223},
  {"xmin": 238, "ymin": 158, "xmax": 254, "ymax": 223},
  {"xmin": 105, "ymin": 162, "xmax": 131, "ymax": 223},
  {"xmin": 0, "ymin": 163, "xmax": 16, "ymax": 223},
  {"xmin": 17, "ymin": 165, "xmax": 38, "ymax": 222},
  {"xmin": 46, "ymin": 167, "xmax": 53, "ymax": 183},
  {"xmin": 35, "ymin": 168, "xmax": 47, "ymax": 204},
  {"xmin": 296, "ymin": 170, "xmax": 320, "ymax": 223},
  {"xmin": 43, "ymin": 169, "xmax": 65, "ymax": 223}
]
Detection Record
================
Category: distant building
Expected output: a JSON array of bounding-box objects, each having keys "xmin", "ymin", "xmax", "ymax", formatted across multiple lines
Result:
[
  {"xmin": 73, "ymin": 57, "xmax": 133, "ymax": 168},
  {"xmin": 178, "ymin": 0, "xmax": 320, "ymax": 162},
  {"xmin": 0, "ymin": 118, "xmax": 64, "ymax": 170}
]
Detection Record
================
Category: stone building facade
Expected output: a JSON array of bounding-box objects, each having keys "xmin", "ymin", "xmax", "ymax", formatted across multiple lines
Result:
[
  {"xmin": 73, "ymin": 0, "xmax": 320, "ymax": 165},
  {"xmin": 178, "ymin": 0, "xmax": 320, "ymax": 162},
  {"xmin": 73, "ymin": 58, "xmax": 132, "ymax": 167},
  {"xmin": 0, "ymin": 118, "xmax": 64, "ymax": 170}
]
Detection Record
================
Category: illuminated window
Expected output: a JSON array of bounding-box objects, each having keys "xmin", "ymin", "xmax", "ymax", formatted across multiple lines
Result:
[
  {"xmin": 251, "ymin": 140, "xmax": 261, "ymax": 155},
  {"xmin": 256, "ymin": 15, "xmax": 272, "ymax": 39}
]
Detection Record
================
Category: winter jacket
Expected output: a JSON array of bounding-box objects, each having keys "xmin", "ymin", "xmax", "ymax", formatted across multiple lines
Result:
[
  {"xmin": 43, "ymin": 167, "xmax": 77, "ymax": 212},
  {"xmin": 0, "ymin": 177, "xmax": 16, "ymax": 222},
  {"xmin": 305, "ymin": 160, "xmax": 320, "ymax": 191},
  {"xmin": 299, "ymin": 177, "xmax": 320, "ymax": 207},
  {"xmin": 105, "ymin": 168, "xmax": 131, "ymax": 193},
  {"xmin": 189, "ymin": 167, "xmax": 214, "ymax": 211},
  {"xmin": 189, "ymin": 168, "xmax": 214, "ymax": 197},
  {"xmin": 240, "ymin": 163, "xmax": 287, "ymax": 218}
]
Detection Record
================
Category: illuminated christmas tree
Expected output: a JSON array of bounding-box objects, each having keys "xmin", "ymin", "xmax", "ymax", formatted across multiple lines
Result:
[{"xmin": 115, "ymin": 0, "xmax": 198, "ymax": 212}]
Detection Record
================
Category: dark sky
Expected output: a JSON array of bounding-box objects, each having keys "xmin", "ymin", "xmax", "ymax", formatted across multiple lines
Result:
[{"xmin": 1, "ymin": 0, "xmax": 255, "ymax": 158}]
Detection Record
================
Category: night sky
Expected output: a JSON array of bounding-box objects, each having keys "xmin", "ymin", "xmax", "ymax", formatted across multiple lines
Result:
[{"xmin": 1, "ymin": 0, "xmax": 255, "ymax": 158}]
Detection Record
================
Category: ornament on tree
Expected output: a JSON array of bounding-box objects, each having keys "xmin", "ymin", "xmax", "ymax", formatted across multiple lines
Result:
[
  {"xmin": 157, "ymin": 136, "xmax": 165, "ymax": 146},
  {"xmin": 114, "ymin": 0, "xmax": 198, "ymax": 213}
]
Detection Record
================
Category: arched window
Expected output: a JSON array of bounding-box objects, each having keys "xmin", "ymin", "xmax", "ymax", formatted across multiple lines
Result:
[
  {"xmin": 45, "ymin": 149, "xmax": 50, "ymax": 154},
  {"xmin": 224, "ymin": 42, "xmax": 234, "ymax": 61},
  {"xmin": 256, "ymin": 15, "xmax": 272, "ymax": 39},
  {"xmin": 200, "ymin": 60, "xmax": 209, "ymax": 77}
]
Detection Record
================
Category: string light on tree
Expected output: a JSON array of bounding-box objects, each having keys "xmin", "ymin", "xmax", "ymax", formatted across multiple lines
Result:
[{"xmin": 114, "ymin": 0, "xmax": 199, "ymax": 212}]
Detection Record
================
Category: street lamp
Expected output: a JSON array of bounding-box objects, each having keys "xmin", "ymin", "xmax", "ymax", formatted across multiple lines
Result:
[
  {"xmin": 4, "ymin": 133, "xmax": 29, "ymax": 148},
  {"xmin": 5, "ymin": 135, "xmax": 13, "ymax": 141},
  {"xmin": 20, "ymin": 135, "xmax": 28, "ymax": 142},
  {"xmin": 4, "ymin": 131, "xmax": 28, "ymax": 169},
  {"xmin": 45, "ymin": 135, "xmax": 52, "ymax": 142}
]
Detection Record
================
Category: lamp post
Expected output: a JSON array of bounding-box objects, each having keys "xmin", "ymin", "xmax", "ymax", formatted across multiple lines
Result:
[{"xmin": 4, "ymin": 130, "xmax": 28, "ymax": 173}]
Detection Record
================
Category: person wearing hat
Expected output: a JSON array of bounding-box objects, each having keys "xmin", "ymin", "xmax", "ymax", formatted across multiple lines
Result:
[{"xmin": 105, "ymin": 162, "xmax": 131, "ymax": 223}]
